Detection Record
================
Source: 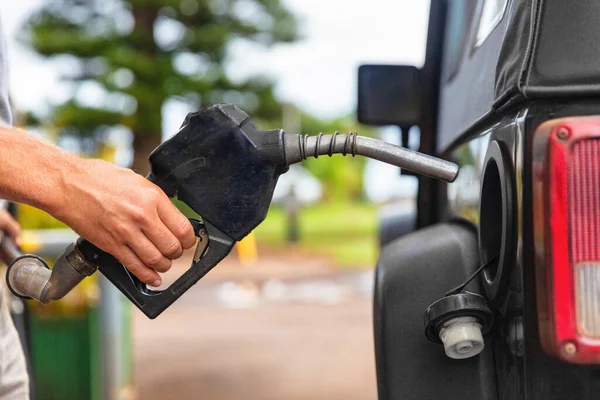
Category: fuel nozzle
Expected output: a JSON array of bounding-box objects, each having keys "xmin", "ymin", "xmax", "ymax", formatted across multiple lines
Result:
[
  {"xmin": 283, "ymin": 132, "xmax": 458, "ymax": 183},
  {"xmin": 6, "ymin": 103, "xmax": 461, "ymax": 319}
]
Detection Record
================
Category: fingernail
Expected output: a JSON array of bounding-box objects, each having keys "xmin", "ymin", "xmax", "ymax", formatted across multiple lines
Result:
[{"xmin": 151, "ymin": 279, "xmax": 162, "ymax": 287}]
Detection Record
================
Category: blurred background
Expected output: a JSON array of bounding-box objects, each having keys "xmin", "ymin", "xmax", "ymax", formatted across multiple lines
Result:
[{"xmin": 1, "ymin": 1, "xmax": 429, "ymax": 399}]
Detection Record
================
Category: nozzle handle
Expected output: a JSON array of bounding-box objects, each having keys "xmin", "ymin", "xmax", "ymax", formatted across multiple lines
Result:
[{"xmin": 80, "ymin": 219, "xmax": 234, "ymax": 319}]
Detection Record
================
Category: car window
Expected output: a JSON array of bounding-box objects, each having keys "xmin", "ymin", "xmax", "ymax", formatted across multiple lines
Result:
[
  {"xmin": 442, "ymin": 0, "xmax": 477, "ymax": 82},
  {"xmin": 474, "ymin": 0, "xmax": 508, "ymax": 48}
]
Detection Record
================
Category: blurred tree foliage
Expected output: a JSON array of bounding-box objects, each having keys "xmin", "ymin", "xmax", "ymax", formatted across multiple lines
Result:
[{"xmin": 21, "ymin": 0, "xmax": 298, "ymax": 173}]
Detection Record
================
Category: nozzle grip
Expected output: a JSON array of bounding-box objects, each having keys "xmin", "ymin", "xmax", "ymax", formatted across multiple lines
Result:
[{"xmin": 78, "ymin": 220, "xmax": 234, "ymax": 319}]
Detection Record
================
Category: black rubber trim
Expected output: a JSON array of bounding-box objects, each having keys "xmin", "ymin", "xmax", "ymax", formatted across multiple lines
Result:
[{"xmin": 479, "ymin": 140, "xmax": 516, "ymax": 303}]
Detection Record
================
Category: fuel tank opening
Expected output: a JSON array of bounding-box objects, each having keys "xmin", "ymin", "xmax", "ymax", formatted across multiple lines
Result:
[{"xmin": 479, "ymin": 140, "xmax": 515, "ymax": 303}]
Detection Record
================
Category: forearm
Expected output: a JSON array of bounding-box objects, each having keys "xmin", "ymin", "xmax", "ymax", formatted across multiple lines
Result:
[{"xmin": 0, "ymin": 126, "xmax": 78, "ymax": 214}]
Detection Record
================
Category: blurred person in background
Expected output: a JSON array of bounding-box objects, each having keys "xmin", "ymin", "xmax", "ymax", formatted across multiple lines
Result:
[{"xmin": 0, "ymin": 10, "xmax": 197, "ymax": 398}]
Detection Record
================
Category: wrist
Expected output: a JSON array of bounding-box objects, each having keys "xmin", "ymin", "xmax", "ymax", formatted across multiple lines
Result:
[{"xmin": 35, "ymin": 151, "xmax": 83, "ymax": 217}]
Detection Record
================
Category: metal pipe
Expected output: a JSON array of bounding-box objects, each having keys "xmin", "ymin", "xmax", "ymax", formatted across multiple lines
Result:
[
  {"xmin": 284, "ymin": 132, "xmax": 459, "ymax": 183},
  {"xmin": 6, "ymin": 243, "xmax": 97, "ymax": 303},
  {"xmin": 7, "ymin": 256, "xmax": 51, "ymax": 301},
  {"xmin": 355, "ymin": 136, "xmax": 458, "ymax": 182},
  {"xmin": 99, "ymin": 276, "xmax": 126, "ymax": 399}
]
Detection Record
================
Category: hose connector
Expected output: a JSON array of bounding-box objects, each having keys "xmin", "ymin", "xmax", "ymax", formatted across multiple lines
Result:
[{"xmin": 6, "ymin": 243, "xmax": 97, "ymax": 303}]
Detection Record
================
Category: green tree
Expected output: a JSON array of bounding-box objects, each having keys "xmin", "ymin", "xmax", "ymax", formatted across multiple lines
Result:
[{"xmin": 22, "ymin": 0, "xmax": 297, "ymax": 173}]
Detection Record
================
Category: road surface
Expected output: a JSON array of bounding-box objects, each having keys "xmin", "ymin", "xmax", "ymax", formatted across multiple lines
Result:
[{"xmin": 134, "ymin": 249, "xmax": 377, "ymax": 400}]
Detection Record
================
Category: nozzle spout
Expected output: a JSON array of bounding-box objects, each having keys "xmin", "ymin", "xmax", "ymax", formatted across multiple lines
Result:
[{"xmin": 284, "ymin": 133, "xmax": 458, "ymax": 183}]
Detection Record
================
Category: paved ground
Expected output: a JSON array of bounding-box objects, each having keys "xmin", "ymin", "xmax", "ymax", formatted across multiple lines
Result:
[{"xmin": 133, "ymin": 249, "xmax": 377, "ymax": 400}]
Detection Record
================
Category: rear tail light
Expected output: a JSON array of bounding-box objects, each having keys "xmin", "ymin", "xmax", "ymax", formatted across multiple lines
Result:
[{"xmin": 533, "ymin": 117, "xmax": 600, "ymax": 363}]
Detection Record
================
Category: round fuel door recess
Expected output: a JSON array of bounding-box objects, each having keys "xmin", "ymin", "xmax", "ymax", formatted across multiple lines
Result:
[{"xmin": 479, "ymin": 140, "xmax": 515, "ymax": 303}]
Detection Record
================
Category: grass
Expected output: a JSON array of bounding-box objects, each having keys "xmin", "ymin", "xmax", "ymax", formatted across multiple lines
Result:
[
  {"xmin": 254, "ymin": 202, "xmax": 378, "ymax": 268},
  {"xmin": 172, "ymin": 196, "xmax": 379, "ymax": 269}
]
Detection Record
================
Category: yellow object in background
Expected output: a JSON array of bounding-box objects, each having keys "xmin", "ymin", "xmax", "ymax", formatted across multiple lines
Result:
[
  {"xmin": 237, "ymin": 231, "xmax": 258, "ymax": 267},
  {"xmin": 19, "ymin": 230, "xmax": 42, "ymax": 253}
]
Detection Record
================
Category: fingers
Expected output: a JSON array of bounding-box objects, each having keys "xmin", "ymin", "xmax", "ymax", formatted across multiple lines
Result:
[
  {"xmin": 0, "ymin": 209, "xmax": 21, "ymax": 241},
  {"xmin": 157, "ymin": 198, "xmax": 196, "ymax": 250},
  {"xmin": 126, "ymin": 234, "xmax": 172, "ymax": 274},
  {"xmin": 115, "ymin": 245, "xmax": 162, "ymax": 287},
  {"xmin": 142, "ymin": 219, "xmax": 184, "ymax": 260}
]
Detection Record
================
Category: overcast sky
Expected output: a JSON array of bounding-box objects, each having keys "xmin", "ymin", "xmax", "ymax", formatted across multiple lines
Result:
[{"xmin": 0, "ymin": 0, "xmax": 429, "ymax": 201}]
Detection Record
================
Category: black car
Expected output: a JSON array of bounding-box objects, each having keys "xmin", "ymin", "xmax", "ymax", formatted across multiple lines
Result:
[{"xmin": 360, "ymin": 1, "xmax": 600, "ymax": 399}]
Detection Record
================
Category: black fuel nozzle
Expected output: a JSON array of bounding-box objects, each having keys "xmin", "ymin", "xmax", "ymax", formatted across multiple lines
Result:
[
  {"xmin": 147, "ymin": 104, "xmax": 458, "ymax": 242},
  {"xmin": 7, "ymin": 104, "xmax": 459, "ymax": 319}
]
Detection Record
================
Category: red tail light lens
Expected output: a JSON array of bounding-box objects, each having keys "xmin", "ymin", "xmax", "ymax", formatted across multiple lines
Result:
[{"xmin": 533, "ymin": 117, "xmax": 600, "ymax": 363}]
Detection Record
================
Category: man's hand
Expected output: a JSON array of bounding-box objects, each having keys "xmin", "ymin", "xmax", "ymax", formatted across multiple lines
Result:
[
  {"xmin": 0, "ymin": 127, "xmax": 198, "ymax": 286},
  {"xmin": 51, "ymin": 159, "xmax": 197, "ymax": 287}
]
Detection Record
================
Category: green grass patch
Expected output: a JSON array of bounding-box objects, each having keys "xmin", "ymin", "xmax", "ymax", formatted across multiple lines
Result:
[{"xmin": 254, "ymin": 202, "xmax": 378, "ymax": 268}]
